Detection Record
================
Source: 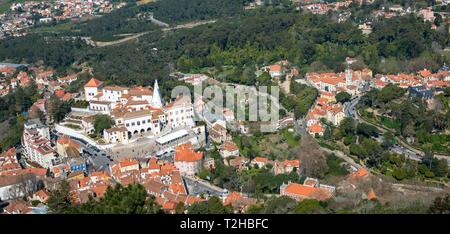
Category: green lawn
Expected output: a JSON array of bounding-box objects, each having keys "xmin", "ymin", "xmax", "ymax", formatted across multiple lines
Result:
[
  {"xmin": 379, "ymin": 116, "xmax": 401, "ymax": 131},
  {"xmin": 281, "ymin": 128, "xmax": 300, "ymax": 147},
  {"xmin": 233, "ymin": 129, "xmax": 301, "ymax": 160}
]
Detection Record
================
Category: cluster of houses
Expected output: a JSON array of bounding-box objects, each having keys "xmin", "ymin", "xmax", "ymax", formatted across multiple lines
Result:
[
  {"xmin": 303, "ymin": 62, "xmax": 372, "ymax": 136},
  {"xmin": 107, "ymin": 145, "xmax": 206, "ymax": 213},
  {"xmin": 0, "ymin": 146, "xmax": 53, "ymax": 214},
  {"xmin": 302, "ymin": 59, "xmax": 450, "ymax": 136},
  {"xmin": 292, "ymin": 0, "xmax": 450, "ymax": 32},
  {"xmin": 258, "ymin": 60, "xmax": 300, "ymax": 94},
  {"xmin": 0, "ymin": 64, "xmax": 81, "ymax": 101},
  {"xmin": 369, "ymin": 3, "xmax": 450, "ymax": 31},
  {"xmin": 20, "ymin": 117, "xmax": 91, "ymax": 180},
  {"xmin": 297, "ymin": 0, "xmax": 353, "ymax": 15},
  {"xmin": 373, "ymin": 68, "xmax": 450, "ymax": 90},
  {"xmin": 1, "ymin": 0, "xmax": 121, "ymax": 38}
]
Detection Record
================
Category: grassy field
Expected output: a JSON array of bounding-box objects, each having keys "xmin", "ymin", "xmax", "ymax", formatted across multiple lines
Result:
[
  {"xmin": 379, "ymin": 116, "xmax": 401, "ymax": 131},
  {"xmin": 233, "ymin": 128, "xmax": 301, "ymax": 160}
]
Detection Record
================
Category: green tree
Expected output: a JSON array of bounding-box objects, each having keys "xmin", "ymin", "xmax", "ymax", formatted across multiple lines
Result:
[
  {"xmin": 175, "ymin": 202, "xmax": 185, "ymax": 214},
  {"xmin": 47, "ymin": 181, "xmax": 73, "ymax": 214},
  {"xmin": 187, "ymin": 196, "xmax": 233, "ymax": 214},
  {"xmin": 434, "ymin": 14, "xmax": 443, "ymax": 27},
  {"xmin": 335, "ymin": 91, "xmax": 351, "ymax": 104},
  {"xmin": 73, "ymin": 184, "xmax": 162, "ymax": 214},
  {"xmin": 339, "ymin": 117, "xmax": 356, "ymax": 137},
  {"xmin": 392, "ymin": 168, "xmax": 408, "ymax": 181},
  {"xmin": 258, "ymin": 72, "xmax": 272, "ymax": 86},
  {"xmin": 262, "ymin": 196, "xmax": 297, "ymax": 214},
  {"xmin": 356, "ymin": 123, "xmax": 379, "ymax": 138},
  {"xmin": 245, "ymin": 204, "xmax": 264, "ymax": 214},
  {"xmin": 93, "ymin": 115, "xmax": 114, "ymax": 136},
  {"xmin": 293, "ymin": 199, "xmax": 326, "ymax": 214},
  {"xmin": 429, "ymin": 194, "xmax": 450, "ymax": 214},
  {"xmin": 381, "ymin": 132, "xmax": 396, "ymax": 149}
]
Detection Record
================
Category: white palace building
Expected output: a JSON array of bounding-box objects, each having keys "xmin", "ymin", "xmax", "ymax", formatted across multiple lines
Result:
[{"xmin": 57, "ymin": 78, "xmax": 196, "ymax": 147}]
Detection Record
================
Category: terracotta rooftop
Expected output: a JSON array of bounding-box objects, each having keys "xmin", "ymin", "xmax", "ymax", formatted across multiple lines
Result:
[
  {"xmin": 174, "ymin": 143, "xmax": 203, "ymax": 162},
  {"xmin": 84, "ymin": 77, "xmax": 103, "ymax": 87},
  {"xmin": 283, "ymin": 182, "xmax": 332, "ymax": 201}
]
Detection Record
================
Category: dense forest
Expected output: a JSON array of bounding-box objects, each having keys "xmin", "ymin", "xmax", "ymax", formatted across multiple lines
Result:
[
  {"xmin": 0, "ymin": 35, "xmax": 88, "ymax": 70},
  {"xmin": 46, "ymin": 0, "xmax": 246, "ymax": 41},
  {"xmin": 148, "ymin": 0, "xmax": 245, "ymax": 24},
  {"xmin": 0, "ymin": 4, "xmax": 449, "ymax": 89}
]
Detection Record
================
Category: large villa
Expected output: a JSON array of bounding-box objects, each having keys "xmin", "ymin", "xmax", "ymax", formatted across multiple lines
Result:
[{"xmin": 55, "ymin": 78, "xmax": 202, "ymax": 151}]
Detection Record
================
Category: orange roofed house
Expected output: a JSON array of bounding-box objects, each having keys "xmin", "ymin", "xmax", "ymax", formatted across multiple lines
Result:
[
  {"xmin": 110, "ymin": 158, "xmax": 140, "ymax": 185},
  {"xmin": 273, "ymin": 159, "xmax": 300, "ymax": 175},
  {"xmin": 84, "ymin": 77, "xmax": 104, "ymax": 101},
  {"xmin": 223, "ymin": 191, "xmax": 258, "ymax": 213},
  {"xmin": 280, "ymin": 178, "xmax": 335, "ymax": 201},
  {"xmin": 219, "ymin": 141, "xmax": 239, "ymax": 158},
  {"xmin": 174, "ymin": 143, "xmax": 203, "ymax": 176}
]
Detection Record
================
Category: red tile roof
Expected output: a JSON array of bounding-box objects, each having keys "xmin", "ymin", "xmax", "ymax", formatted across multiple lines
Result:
[
  {"xmin": 220, "ymin": 141, "xmax": 238, "ymax": 152},
  {"xmin": 84, "ymin": 77, "xmax": 103, "ymax": 87},
  {"xmin": 119, "ymin": 158, "xmax": 139, "ymax": 168},
  {"xmin": 283, "ymin": 183, "xmax": 332, "ymax": 201},
  {"xmin": 224, "ymin": 191, "xmax": 242, "ymax": 205},
  {"xmin": 174, "ymin": 143, "xmax": 203, "ymax": 162},
  {"xmin": 367, "ymin": 188, "xmax": 377, "ymax": 200},
  {"xmin": 308, "ymin": 124, "xmax": 324, "ymax": 133}
]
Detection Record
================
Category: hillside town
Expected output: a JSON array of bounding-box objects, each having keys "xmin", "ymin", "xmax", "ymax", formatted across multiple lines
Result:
[
  {"xmin": 0, "ymin": 52, "xmax": 449, "ymax": 213},
  {"xmin": 0, "ymin": 0, "xmax": 123, "ymax": 38}
]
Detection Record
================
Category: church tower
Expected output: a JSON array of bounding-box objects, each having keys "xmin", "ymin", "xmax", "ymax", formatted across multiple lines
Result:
[
  {"xmin": 152, "ymin": 80, "xmax": 163, "ymax": 108},
  {"xmin": 345, "ymin": 66, "xmax": 352, "ymax": 85}
]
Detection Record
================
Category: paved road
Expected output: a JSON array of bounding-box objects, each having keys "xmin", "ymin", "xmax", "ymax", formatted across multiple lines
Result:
[
  {"xmin": 344, "ymin": 100, "xmax": 450, "ymax": 165},
  {"xmin": 343, "ymin": 95, "xmax": 360, "ymax": 120},
  {"xmin": 93, "ymin": 20, "xmax": 216, "ymax": 47},
  {"xmin": 183, "ymin": 176, "xmax": 229, "ymax": 197},
  {"xmin": 52, "ymin": 129, "xmax": 112, "ymax": 172}
]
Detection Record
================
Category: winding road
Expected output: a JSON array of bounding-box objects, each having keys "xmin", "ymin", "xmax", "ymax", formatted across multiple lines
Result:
[
  {"xmin": 92, "ymin": 19, "xmax": 216, "ymax": 47},
  {"xmin": 343, "ymin": 96, "xmax": 450, "ymax": 165}
]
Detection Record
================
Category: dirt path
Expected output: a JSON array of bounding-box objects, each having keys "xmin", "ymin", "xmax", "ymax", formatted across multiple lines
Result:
[{"xmin": 93, "ymin": 19, "xmax": 216, "ymax": 47}]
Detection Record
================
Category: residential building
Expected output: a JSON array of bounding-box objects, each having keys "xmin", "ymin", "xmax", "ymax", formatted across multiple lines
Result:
[
  {"xmin": 174, "ymin": 143, "xmax": 203, "ymax": 176},
  {"xmin": 273, "ymin": 159, "xmax": 300, "ymax": 175},
  {"xmin": 219, "ymin": 141, "xmax": 239, "ymax": 158},
  {"xmin": 280, "ymin": 178, "xmax": 335, "ymax": 201},
  {"xmin": 0, "ymin": 148, "xmax": 21, "ymax": 176},
  {"xmin": 22, "ymin": 119, "xmax": 56, "ymax": 169},
  {"xmin": 223, "ymin": 191, "xmax": 257, "ymax": 213}
]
